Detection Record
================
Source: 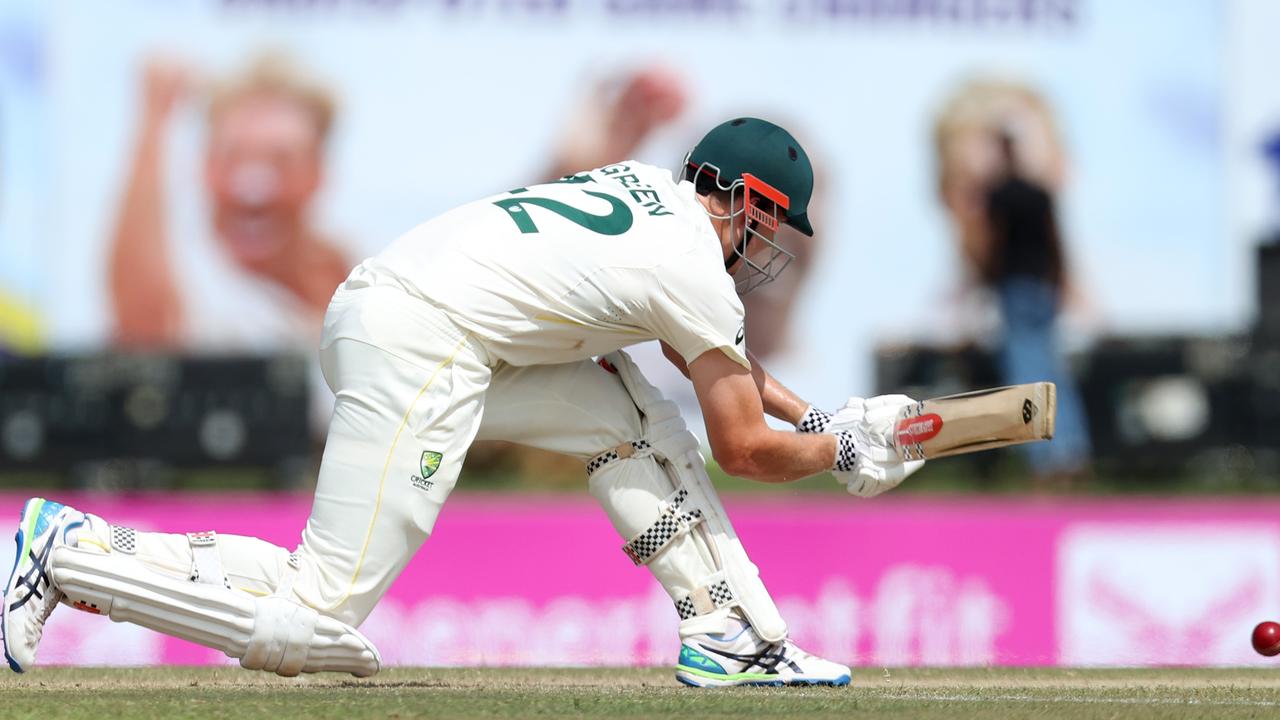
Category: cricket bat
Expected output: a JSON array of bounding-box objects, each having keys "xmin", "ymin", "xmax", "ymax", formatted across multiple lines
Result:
[{"xmin": 892, "ymin": 382, "xmax": 1056, "ymax": 461}]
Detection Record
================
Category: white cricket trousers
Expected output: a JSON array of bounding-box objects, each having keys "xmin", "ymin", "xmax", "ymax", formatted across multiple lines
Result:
[
  {"xmin": 90, "ymin": 275, "xmax": 647, "ymax": 628},
  {"xmin": 300, "ymin": 277, "xmax": 648, "ymax": 626},
  {"xmin": 295, "ymin": 280, "xmax": 494, "ymax": 625}
]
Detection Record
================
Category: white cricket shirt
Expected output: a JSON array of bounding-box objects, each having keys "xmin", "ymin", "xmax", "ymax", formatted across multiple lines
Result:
[{"xmin": 359, "ymin": 161, "xmax": 748, "ymax": 369}]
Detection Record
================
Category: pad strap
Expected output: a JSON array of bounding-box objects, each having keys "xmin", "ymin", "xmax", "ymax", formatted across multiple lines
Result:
[
  {"xmin": 675, "ymin": 578, "xmax": 736, "ymax": 620},
  {"xmin": 187, "ymin": 531, "xmax": 229, "ymax": 588},
  {"xmin": 273, "ymin": 552, "xmax": 302, "ymax": 600},
  {"xmin": 621, "ymin": 488, "xmax": 703, "ymax": 566},
  {"xmin": 586, "ymin": 439, "xmax": 652, "ymax": 477}
]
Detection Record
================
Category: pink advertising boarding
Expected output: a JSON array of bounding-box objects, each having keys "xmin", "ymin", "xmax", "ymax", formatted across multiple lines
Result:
[{"xmin": 8, "ymin": 493, "xmax": 1280, "ymax": 667}]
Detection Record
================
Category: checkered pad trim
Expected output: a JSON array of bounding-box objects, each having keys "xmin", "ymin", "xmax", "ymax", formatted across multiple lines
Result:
[
  {"xmin": 622, "ymin": 488, "xmax": 702, "ymax": 565},
  {"xmin": 797, "ymin": 406, "xmax": 832, "ymax": 434},
  {"xmin": 709, "ymin": 580, "xmax": 735, "ymax": 606},
  {"xmin": 586, "ymin": 439, "xmax": 652, "ymax": 476},
  {"xmin": 834, "ymin": 431, "xmax": 859, "ymax": 472},
  {"xmin": 675, "ymin": 596, "xmax": 696, "ymax": 620},
  {"xmin": 109, "ymin": 525, "xmax": 137, "ymax": 555},
  {"xmin": 586, "ymin": 450, "xmax": 618, "ymax": 476},
  {"xmin": 674, "ymin": 580, "xmax": 736, "ymax": 620}
]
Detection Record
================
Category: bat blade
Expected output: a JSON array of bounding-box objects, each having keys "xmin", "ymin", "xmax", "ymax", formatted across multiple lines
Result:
[{"xmin": 892, "ymin": 382, "xmax": 1056, "ymax": 461}]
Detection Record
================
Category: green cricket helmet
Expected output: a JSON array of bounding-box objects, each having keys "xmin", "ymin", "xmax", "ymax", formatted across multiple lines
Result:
[{"xmin": 683, "ymin": 117, "xmax": 815, "ymax": 294}]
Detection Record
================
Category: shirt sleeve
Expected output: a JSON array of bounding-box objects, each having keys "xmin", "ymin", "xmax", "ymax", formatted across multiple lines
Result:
[{"xmin": 644, "ymin": 263, "xmax": 750, "ymax": 370}]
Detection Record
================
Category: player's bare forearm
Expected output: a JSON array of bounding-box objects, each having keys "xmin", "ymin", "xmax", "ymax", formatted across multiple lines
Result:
[
  {"xmin": 662, "ymin": 342, "xmax": 810, "ymax": 426},
  {"xmin": 689, "ymin": 349, "xmax": 836, "ymax": 483},
  {"xmin": 745, "ymin": 349, "xmax": 809, "ymax": 426},
  {"xmin": 720, "ymin": 427, "xmax": 836, "ymax": 483}
]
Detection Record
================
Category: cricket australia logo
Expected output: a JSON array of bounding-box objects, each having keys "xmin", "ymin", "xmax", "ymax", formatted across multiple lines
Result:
[{"xmin": 412, "ymin": 450, "xmax": 443, "ymax": 492}]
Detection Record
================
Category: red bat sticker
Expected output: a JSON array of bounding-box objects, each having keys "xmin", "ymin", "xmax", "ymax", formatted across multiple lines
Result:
[{"xmin": 896, "ymin": 413, "xmax": 944, "ymax": 445}]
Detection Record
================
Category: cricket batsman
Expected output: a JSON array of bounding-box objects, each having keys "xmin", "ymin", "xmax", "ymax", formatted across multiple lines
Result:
[{"xmin": 3, "ymin": 118, "xmax": 923, "ymax": 687}]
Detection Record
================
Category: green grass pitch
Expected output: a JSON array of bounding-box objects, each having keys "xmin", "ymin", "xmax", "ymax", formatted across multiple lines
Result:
[{"xmin": 4, "ymin": 667, "xmax": 1280, "ymax": 719}]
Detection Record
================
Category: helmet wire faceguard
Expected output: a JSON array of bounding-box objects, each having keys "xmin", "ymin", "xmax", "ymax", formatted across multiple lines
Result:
[{"xmin": 684, "ymin": 154, "xmax": 795, "ymax": 295}]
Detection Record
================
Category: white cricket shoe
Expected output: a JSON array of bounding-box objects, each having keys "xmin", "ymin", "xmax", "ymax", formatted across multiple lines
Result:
[
  {"xmin": 3, "ymin": 498, "xmax": 86, "ymax": 672},
  {"xmin": 675, "ymin": 615, "xmax": 851, "ymax": 687}
]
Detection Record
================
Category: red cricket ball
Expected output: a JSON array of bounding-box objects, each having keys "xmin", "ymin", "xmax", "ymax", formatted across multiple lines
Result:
[{"xmin": 1252, "ymin": 621, "xmax": 1280, "ymax": 657}]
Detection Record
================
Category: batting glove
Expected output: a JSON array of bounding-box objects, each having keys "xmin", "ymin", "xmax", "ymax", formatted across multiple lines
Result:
[
  {"xmin": 796, "ymin": 396, "xmax": 870, "ymax": 435},
  {"xmin": 824, "ymin": 394, "xmax": 926, "ymax": 497}
]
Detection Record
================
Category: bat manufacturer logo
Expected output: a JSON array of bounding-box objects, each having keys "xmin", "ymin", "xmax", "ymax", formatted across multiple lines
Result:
[
  {"xmin": 896, "ymin": 413, "xmax": 944, "ymax": 446},
  {"xmin": 1022, "ymin": 399, "xmax": 1036, "ymax": 424}
]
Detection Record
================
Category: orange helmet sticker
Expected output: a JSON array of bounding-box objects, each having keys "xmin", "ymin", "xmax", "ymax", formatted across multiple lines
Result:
[
  {"xmin": 742, "ymin": 173, "xmax": 790, "ymax": 208},
  {"xmin": 742, "ymin": 173, "xmax": 789, "ymax": 231}
]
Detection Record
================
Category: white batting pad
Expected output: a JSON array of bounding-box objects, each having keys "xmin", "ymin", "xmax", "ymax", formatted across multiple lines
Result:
[
  {"xmin": 590, "ymin": 350, "xmax": 788, "ymax": 642},
  {"xmin": 50, "ymin": 545, "xmax": 381, "ymax": 677}
]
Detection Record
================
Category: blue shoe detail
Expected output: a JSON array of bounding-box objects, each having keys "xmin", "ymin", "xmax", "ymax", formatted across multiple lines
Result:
[
  {"xmin": 4, "ymin": 498, "xmax": 59, "ymax": 673},
  {"xmin": 32, "ymin": 501, "xmax": 63, "ymax": 539},
  {"xmin": 679, "ymin": 644, "xmax": 727, "ymax": 675},
  {"xmin": 60, "ymin": 518, "xmax": 84, "ymax": 546},
  {"xmin": 676, "ymin": 624, "xmax": 852, "ymax": 688},
  {"xmin": 676, "ymin": 666, "xmax": 852, "ymax": 688},
  {"xmin": 3, "ymin": 525, "xmax": 21, "ymax": 672},
  {"xmin": 677, "ymin": 672, "xmax": 848, "ymax": 688},
  {"xmin": 676, "ymin": 674, "xmax": 701, "ymax": 688}
]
